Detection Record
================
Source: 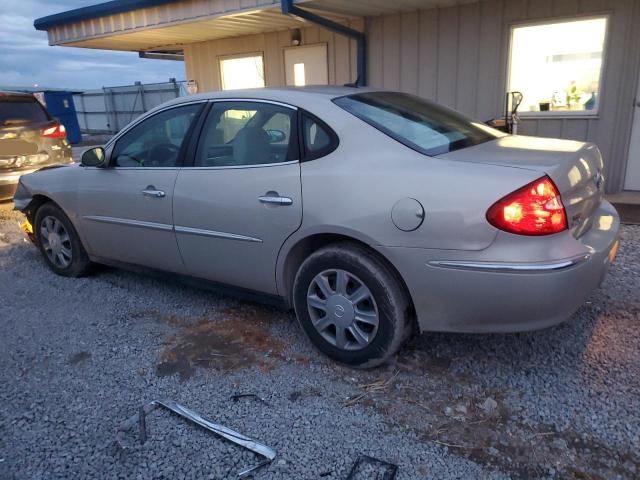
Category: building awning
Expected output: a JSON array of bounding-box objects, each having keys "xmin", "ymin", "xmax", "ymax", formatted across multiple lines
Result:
[{"xmin": 34, "ymin": 0, "xmax": 471, "ymax": 53}]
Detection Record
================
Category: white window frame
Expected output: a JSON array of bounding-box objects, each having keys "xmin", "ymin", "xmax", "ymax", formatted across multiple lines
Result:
[
  {"xmin": 506, "ymin": 14, "xmax": 610, "ymax": 119},
  {"xmin": 218, "ymin": 52, "xmax": 266, "ymax": 91}
]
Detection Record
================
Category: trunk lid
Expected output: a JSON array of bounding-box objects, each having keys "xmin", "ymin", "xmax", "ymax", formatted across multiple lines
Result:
[{"xmin": 438, "ymin": 135, "xmax": 605, "ymax": 237}]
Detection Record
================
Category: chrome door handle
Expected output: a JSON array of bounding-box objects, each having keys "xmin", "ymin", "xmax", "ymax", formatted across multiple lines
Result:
[
  {"xmin": 141, "ymin": 187, "xmax": 165, "ymax": 198},
  {"xmin": 258, "ymin": 194, "xmax": 293, "ymax": 206}
]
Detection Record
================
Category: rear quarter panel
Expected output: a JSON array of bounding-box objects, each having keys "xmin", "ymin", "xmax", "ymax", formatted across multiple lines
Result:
[
  {"xmin": 291, "ymin": 104, "xmax": 541, "ymax": 251},
  {"xmin": 276, "ymin": 103, "xmax": 541, "ymax": 294}
]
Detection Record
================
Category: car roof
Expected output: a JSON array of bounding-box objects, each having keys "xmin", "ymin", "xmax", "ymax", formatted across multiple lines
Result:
[
  {"xmin": 167, "ymin": 85, "xmax": 381, "ymax": 108},
  {"xmin": 0, "ymin": 91, "xmax": 37, "ymax": 99}
]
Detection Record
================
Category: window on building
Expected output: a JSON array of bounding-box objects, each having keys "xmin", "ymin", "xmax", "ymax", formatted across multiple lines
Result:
[
  {"xmin": 219, "ymin": 54, "xmax": 265, "ymax": 90},
  {"xmin": 508, "ymin": 17, "xmax": 608, "ymax": 115}
]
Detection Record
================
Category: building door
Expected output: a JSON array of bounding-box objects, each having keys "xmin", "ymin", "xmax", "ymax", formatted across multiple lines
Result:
[
  {"xmin": 624, "ymin": 80, "xmax": 640, "ymax": 190},
  {"xmin": 284, "ymin": 44, "xmax": 328, "ymax": 87}
]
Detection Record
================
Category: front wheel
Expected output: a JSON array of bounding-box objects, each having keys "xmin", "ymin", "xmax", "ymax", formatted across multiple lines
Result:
[
  {"xmin": 293, "ymin": 243, "xmax": 410, "ymax": 368},
  {"xmin": 34, "ymin": 203, "xmax": 91, "ymax": 277}
]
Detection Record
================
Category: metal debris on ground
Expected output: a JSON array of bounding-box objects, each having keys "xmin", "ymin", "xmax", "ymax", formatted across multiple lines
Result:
[
  {"xmin": 116, "ymin": 399, "xmax": 276, "ymax": 478},
  {"xmin": 345, "ymin": 455, "xmax": 398, "ymax": 480}
]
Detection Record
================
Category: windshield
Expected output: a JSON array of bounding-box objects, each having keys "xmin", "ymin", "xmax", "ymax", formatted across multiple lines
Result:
[
  {"xmin": 333, "ymin": 91, "xmax": 505, "ymax": 156},
  {"xmin": 0, "ymin": 97, "xmax": 50, "ymax": 126}
]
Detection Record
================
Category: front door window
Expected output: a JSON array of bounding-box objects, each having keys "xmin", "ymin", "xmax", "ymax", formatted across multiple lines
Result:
[{"xmin": 111, "ymin": 104, "xmax": 201, "ymax": 167}]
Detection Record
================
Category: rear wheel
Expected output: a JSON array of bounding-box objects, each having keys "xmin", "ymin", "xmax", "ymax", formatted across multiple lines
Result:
[
  {"xmin": 34, "ymin": 203, "xmax": 91, "ymax": 277},
  {"xmin": 293, "ymin": 243, "xmax": 410, "ymax": 368}
]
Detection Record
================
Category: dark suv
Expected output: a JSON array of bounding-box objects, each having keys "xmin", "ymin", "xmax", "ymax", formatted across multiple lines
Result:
[{"xmin": 0, "ymin": 91, "xmax": 73, "ymax": 200}]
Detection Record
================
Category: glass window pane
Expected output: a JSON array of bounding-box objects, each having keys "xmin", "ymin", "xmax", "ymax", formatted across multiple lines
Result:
[
  {"xmin": 334, "ymin": 92, "xmax": 503, "ymax": 156},
  {"xmin": 111, "ymin": 104, "xmax": 200, "ymax": 167},
  {"xmin": 219, "ymin": 55, "xmax": 265, "ymax": 90},
  {"xmin": 303, "ymin": 117, "xmax": 331, "ymax": 154},
  {"xmin": 509, "ymin": 17, "xmax": 607, "ymax": 114},
  {"xmin": 0, "ymin": 97, "xmax": 49, "ymax": 124},
  {"xmin": 196, "ymin": 102, "xmax": 294, "ymax": 167}
]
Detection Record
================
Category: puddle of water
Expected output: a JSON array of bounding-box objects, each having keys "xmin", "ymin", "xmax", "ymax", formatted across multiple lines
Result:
[{"xmin": 156, "ymin": 304, "xmax": 285, "ymax": 381}]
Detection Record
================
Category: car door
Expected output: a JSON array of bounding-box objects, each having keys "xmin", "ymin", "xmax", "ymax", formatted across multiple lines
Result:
[
  {"xmin": 77, "ymin": 102, "xmax": 203, "ymax": 273},
  {"xmin": 173, "ymin": 100, "xmax": 302, "ymax": 294}
]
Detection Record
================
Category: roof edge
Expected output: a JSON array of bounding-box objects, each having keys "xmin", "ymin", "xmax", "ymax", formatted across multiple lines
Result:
[{"xmin": 34, "ymin": 0, "xmax": 178, "ymax": 31}]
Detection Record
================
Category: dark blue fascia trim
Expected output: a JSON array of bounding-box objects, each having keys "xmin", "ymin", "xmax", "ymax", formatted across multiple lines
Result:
[
  {"xmin": 280, "ymin": 0, "xmax": 366, "ymax": 86},
  {"xmin": 34, "ymin": 0, "xmax": 177, "ymax": 31}
]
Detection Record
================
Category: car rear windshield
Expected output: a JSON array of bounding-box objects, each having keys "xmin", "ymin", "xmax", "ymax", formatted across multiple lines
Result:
[
  {"xmin": 0, "ymin": 96, "xmax": 50, "ymax": 126},
  {"xmin": 333, "ymin": 91, "xmax": 504, "ymax": 156}
]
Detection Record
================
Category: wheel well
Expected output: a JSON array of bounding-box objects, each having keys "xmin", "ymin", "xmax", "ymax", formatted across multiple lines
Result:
[
  {"xmin": 282, "ymin": 234, "xmax": 416, "ymax": 327},
  {"xmin": 25, "ymin": 194, "xmax": 53, "ymax": 222}
]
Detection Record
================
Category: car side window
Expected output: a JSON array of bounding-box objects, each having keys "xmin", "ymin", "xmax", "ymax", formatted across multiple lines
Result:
[
  {"xmin": 111, "ymin": 104, "xmax": 201, "ymax": 168},
  {"xmin": 301, "ymin": 113, "xmax": 337, "ymax": 160},
  {"xmin": 195, "ymin": 102, "xmax": 295, "ymax": 167}
]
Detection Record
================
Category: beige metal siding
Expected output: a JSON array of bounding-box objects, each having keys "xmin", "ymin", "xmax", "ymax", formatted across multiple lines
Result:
[
  {"xmin": 47, "ymin": 0, "xmax": 281, "ymax": 45},
  {"xmin": 366, "ymin": 0, "xmax": 640, "ymax": 191},
  {"xmin": 184, "ymin": 19, "xmax": 362, "ymax": 91}
]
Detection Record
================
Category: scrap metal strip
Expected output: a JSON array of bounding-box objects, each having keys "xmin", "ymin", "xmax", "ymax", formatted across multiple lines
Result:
[{"xmin": 116, "ymin": 399, "xmax": 276, "ymax": 478}]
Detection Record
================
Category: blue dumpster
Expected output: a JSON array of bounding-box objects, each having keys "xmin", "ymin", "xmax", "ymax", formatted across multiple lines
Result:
[{"xmin": 41, "ymin": 91, "xmax": 82, "ymax": 144}]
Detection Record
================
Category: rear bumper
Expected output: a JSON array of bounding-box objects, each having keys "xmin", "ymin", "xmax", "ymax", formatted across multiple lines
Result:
[
  {"xmin": 0, "ymin": 159, "xmax": 73, "ymax": 201},
  {"xmin": 380, "ymin": 200, "xmax": 620, "ymax": 333},
  {"xmin": 0, "ymin": 167, "xmax": 43, "ymax": 200}
]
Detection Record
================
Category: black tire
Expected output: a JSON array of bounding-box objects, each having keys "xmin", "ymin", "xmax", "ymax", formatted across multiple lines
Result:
[
  {"xmin": 293, "ymin": 242, "xmax": 411, "ymax": 368},
  {"xmin": 34, "ymin": 202, "xmax": 91, "ymax": 277}
]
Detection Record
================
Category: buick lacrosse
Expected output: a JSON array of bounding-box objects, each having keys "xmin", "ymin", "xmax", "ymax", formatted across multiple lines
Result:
[{"xmin": 13, "ymin": 87, "xmax": 620, "ymax": 367}]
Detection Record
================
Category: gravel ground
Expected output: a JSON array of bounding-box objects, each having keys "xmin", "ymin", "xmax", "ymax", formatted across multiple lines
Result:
[{"xmin": 0, "ymin": 200, "xmax": 638, "ymax": 479}]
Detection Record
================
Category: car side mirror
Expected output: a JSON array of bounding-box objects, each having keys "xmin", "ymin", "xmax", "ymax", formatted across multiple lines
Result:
[
  {"xmin": 81, "ymin": 147, "xmax": 106, "ymax": 167},
  {"xmin": 265, "ymin": 129, "xmax": 286, "ymax": 143}
]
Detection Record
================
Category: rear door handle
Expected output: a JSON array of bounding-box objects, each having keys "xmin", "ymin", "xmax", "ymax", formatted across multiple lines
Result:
[
  {"xmin": 258, "ymin": 192, "xmax": 293, "ymax": 206},
  {"xmin": 141, "ymin": 186, "xmax": 165, "ymax": 198}
]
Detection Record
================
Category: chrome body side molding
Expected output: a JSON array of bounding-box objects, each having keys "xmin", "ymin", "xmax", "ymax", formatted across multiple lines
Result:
[
  {"xmin": 83, "ymin": 215, "xmax": 262, "ymax": 243},
  {"xmin": 427, "ymin": 254, "xmax": 591, "ymax": 273},
  {"xmin": 83, "ymin": 215, "xmax": 173, "ymax": 231},
  {"xmin": 174, "ymin": 225, "xmax": 262, "ymax": 243}
]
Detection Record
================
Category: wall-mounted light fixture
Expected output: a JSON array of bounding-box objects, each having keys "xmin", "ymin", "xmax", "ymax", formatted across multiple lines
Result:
[{"xmin": 291, "ymin": 28, "xmax": 302, "ymax": 46}]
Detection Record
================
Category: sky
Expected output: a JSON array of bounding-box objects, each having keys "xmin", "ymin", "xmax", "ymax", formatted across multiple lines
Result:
[{"xmin": 0, "ymin": 0, "xmax": 185, "ymax": 90}]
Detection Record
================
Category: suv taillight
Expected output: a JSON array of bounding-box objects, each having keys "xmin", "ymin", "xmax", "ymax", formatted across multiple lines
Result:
[
  {"xmin": 486, "ymin": 175, "xmax": 567, "ymax": 236},
  {"xmin": 41, "ymin": 122, "xmax": 66, "ymax": 139}
]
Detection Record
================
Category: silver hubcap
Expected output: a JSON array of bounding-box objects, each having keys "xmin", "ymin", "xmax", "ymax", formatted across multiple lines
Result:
[
  {"xmin": 40, "ymin": 216, "xmax": 72, "ymax": 269},
  {"xmin": 307, "ymin": 269, "xmax": 379, "ymax": 351}
]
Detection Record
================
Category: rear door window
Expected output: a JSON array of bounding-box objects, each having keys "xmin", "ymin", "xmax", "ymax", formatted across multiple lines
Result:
[
  {"xmin": 195, "ymin": 101, "xmax": 296, "ymax": 167},
  {"xmin": 301, "ymin": 113, "xmax": 338, "ymax": 160},
  {"xmin": 0, "ymin": 97, "xmax": 50, "ymax": 125},
  {"xmin": 333, "ymin": 91, "xmax": 504, "ymax": 156}
]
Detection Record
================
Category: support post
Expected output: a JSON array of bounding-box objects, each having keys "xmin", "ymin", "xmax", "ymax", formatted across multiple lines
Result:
[{"xmin": 280, "ymin": 0, "xmax": 366, "ymax": 86}]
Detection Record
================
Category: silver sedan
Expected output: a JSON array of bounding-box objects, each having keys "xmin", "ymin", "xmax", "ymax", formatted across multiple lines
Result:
[{"xmin": 13, "ymin": 87, "xmax": 620, "ymax": 367}]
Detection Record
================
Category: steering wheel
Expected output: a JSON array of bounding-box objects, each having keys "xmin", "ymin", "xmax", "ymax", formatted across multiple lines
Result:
[{"xmin": 146, "ymin": 143, "xmax": 180, "ymax": 167}]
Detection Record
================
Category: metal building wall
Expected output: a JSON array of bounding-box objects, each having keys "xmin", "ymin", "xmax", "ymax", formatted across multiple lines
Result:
[
  {"xmin": 179, "ymin": 0, "xmax": 640, "ymax": 192},
  {"xmin": 366, "ymin": 0, "xmax": 640, "ymax": 192},
  {"xmin": 183, "ymin": 20, "xmax": 363, "ymax": 92}
]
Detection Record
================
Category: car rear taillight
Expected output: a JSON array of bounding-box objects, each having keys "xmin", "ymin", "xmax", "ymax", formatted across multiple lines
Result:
[
  {"xmin": 486, "ymin": 175, "xmax": 567, "ymax": 236},
  {"xmin": 41, "ymin": 123, "xmax": 66, "ymax": 139}
]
